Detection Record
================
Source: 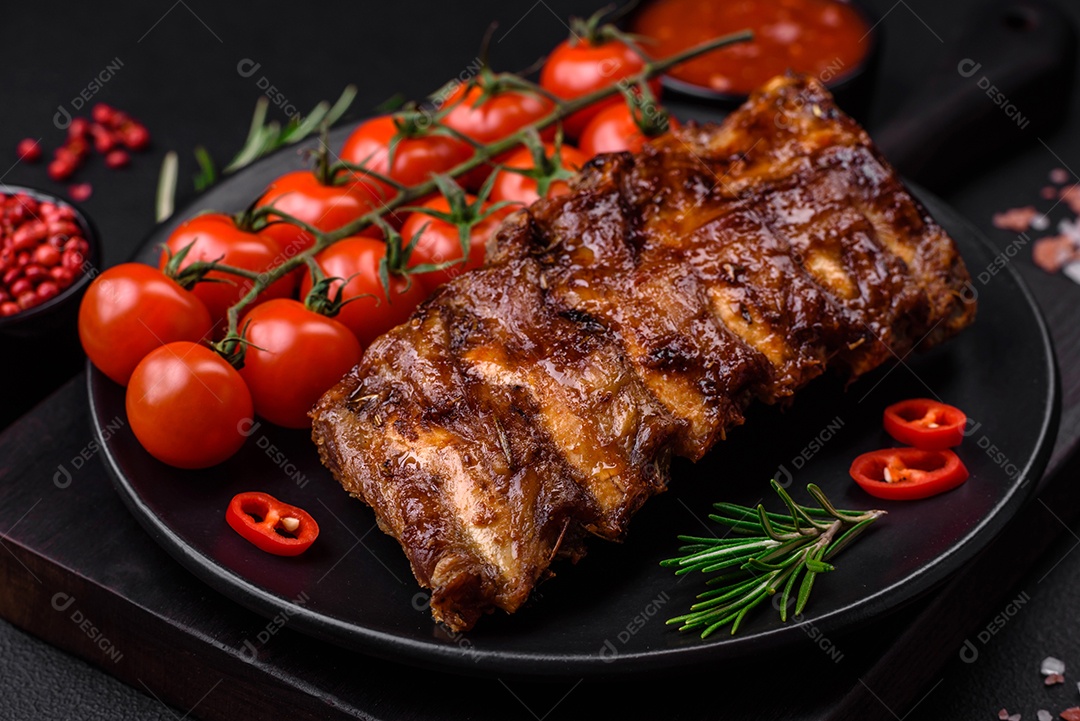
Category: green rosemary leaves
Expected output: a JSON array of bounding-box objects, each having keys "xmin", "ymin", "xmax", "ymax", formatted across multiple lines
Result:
[{"xmin": 663, "ymin": 481, "xmax": 885, "ymax": 638}]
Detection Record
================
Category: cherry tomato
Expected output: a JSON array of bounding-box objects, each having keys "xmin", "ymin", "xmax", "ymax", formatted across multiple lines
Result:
[
  {"xmin": 540, "ymin": 36, "xmax": 660, "ymax": 138},
  {"xmin": 300, "ymin": 237, "xmax": 428, "ymax": 347},
  {"xmin": 160, "ymin": 213, "xmax": 296, "ymax": 336},
  {"xmin": 579, "ymin": 102, "xmax": 681, "ymax": 156},
  {"xmin": 442, "ymin": 82, "xmax": 555, "ymax": 188},
  {"xmin": 849, "ymin": 448, "xmax": 969, "ymax": 501},
  {"xmin": 126, "ymin": 342, "xmax": 253, "ymax": 469},
  {"xmin": 489, "ymin": 143, "xmax": 589, "ymax": 207},
  {"xmin": 79, "ymin": 263, "xmax": 214, "ymax": 385},
  {"xmin": 883, "ymin": 399, "xmax": 967, "ymax": 450},
  {"xmin": 341, "ymin": 115, "xmax": 473, "ymax": 188},
  {"xmin": 400, "ymin": 194, "xmax": 510, "ymax": 292},
  {"xmin": 226, "ymin": 492, "xmax": 319, "ymax": 556},
  {"xmin": 238, "ymin": 299, "xmax": 362, "ymax": 428},
  {"xmin": 254, "ymin": 170, "xmax": 385, "ymax": 253}
]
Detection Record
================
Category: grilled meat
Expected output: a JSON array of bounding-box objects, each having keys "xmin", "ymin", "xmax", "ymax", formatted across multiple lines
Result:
[{"xmin": 311, "ymin": 74, "xmax": 977, "ymax": 632}]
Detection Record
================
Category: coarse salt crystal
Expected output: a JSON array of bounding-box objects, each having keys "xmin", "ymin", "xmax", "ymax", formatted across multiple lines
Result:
[
  {"xmin": 1063, "ymin": 262, "xmax": 1080, "ymax": 286},
  {"xmin": 1059, "ymin": 217, "xmax": 1080, "ymax": 243},
  {"xmin": 1050, "ymin": 167, "xmax": 1070, "ymax": 184},
  {"xmin": 1033, "ymin": 236, "xmax": 1079, "ymax": 273},
  {"xmin": 1042, "ymin": 656, "xmax": 1066, "ymax": 675},
  {"xmin": 1009, "ymin": 714, "xmax": 1021, "ymax": 721},
  {"xmin": 1060, "ymin": 186, "xmax": 1080, "ymax": 215},
  {"xmin": 993, "ymin": 206, "xmax": 1040, "ymax": 232},
  {"xmin": 1032, "ymin": 214, "xmax": 1051, "ymax": 231},
  {"xmin": 1038, "ymin": 711, "xmax": 1052, "ymax": 721}
]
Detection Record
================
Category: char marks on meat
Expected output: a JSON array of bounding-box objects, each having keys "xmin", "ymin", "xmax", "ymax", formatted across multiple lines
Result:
[{"xmin": 311, "ymin": 74, "xmax": 976, "ymax": 632}]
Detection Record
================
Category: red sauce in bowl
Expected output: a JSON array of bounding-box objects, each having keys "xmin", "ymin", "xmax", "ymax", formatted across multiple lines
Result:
[{"xmin": 630, "ymin": 0, "xmax": 871, "ymax": 96}]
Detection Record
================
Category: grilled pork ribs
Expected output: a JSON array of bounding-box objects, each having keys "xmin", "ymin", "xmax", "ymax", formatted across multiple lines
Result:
[{"xmin": 312, "ymin": 74, "xmax": 976, "ymax": 631}]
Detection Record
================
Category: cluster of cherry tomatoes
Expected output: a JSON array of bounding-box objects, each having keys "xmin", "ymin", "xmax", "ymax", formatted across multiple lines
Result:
[{"xmin": 78, "ymin": 18, "xmax": 679, "ymax": 470}]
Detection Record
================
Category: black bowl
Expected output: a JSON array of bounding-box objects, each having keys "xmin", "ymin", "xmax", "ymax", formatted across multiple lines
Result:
[
  {"xmin": 0, "ymin": 185, "xmax": 100, "ymax": 340},
  {"xmin": 621, "ymin": 0, "xmax": 881, "ymax": 121}
]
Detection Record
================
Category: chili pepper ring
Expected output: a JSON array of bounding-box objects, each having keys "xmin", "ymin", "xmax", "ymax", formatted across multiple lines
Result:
[{"xmin": 225, "ymin": 491, "xmax": 320, "ymax": 556}]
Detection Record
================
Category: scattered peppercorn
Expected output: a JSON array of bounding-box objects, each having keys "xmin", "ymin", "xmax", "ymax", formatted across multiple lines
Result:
[
  {"xmin": 13, "ymin": 102, "xmax": 151, "ymax": 195},
  {"xmin": 16, "ymin": 138, "xmax": 41, "ymax": 163},
  {"xmin": 69, "ymin": 183, "xmax": 93, "ymax": 202}
]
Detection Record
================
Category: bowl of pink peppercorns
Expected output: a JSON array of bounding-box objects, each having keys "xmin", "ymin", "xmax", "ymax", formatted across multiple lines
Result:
[{"xmin": 0, "ymin": 186, "xmax": 98, "ymax": 337}]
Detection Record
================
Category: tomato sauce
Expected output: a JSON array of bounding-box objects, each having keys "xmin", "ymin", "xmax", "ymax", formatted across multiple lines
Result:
[{"xmin": 630, "ymin": 0, "xmax": 870, "ymax": 95}]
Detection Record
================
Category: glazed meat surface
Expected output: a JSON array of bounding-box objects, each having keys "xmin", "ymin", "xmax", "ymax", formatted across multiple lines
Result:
[{"xmin": 311, "ymin": 74, "xmax": 976, "ymax": 632}]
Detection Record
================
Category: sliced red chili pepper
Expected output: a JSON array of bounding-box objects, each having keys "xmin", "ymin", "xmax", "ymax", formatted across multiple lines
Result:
[
  {"xmin": 225, "ymin": 491, "xmax": 319, "ymax": 556},
  {"xmin": 849, "ymin": 447, "xmax": 969, "ymax": 501},
  {"xmin": 883, "ymin": 398, "xmax": 967, "ymax": 450}
]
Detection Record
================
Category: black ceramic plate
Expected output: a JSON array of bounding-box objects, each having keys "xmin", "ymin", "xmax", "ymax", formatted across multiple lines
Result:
[{"xmin": 90, "ymin": 125, "xmax": 1059, "ymax": 678}]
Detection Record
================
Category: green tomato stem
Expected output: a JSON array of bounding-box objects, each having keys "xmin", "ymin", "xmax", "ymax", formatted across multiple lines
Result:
[{"xmin": 215, "ymin": 29, "xmax": 752, "ymax": 340}]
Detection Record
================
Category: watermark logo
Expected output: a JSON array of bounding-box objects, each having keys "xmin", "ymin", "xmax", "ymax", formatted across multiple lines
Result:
[
  {"xmin": 775, "ymin": 58, "xmax": 845, "ymax": 130},
  {"xmin": 239, "ymin": 591, "xmax": 310, "ymax": 662},
  {"xmin": 236, "ymin": 418, "xmax": 309, "ymax": 488},
  {"xmin": 237, "ymin": 57, "xmax": 301, "ymax": 121},
  {"xmin": 771, "ymin": 593, "xmax": 844, "ymax": 662},
  {"xmin": 959, "ymin": 590, "xmax": 1030, "ymax": 662},
  {"xmin": 51, "ymin": 592, "xmax": 123, "ymax": 663},
  {"xmin": 957, "ymin": 58, "xmax": 1030, "ymax": 130},
  {"xmin": 775, "ymin": 416, "xmax": 846, "ymax": 488},
  {"xmin": 54, "ymin": 58, "xmax": 124, "ymax": 129},
  {"xmin": 54, "ymin": 415, "xmax": 125, "ymax": 488},
  {"xmin": 958, "ymin": 231, "xmax": 1034, "ymax": 305},
  {"xmin": 599, "ymin": 591, "xmax": 671, "ymax": 661},
  {"xmin": 429, "ymin": 57, "xmax": 485, "ymax": 110},
  {"xmin": 961, "ymin": 416, "xmax": 1023, "ymax": 485},
  {"xmin": 977, "ymin": 232, "xmax": 1032, "ymax": 286},
  {"xmin": 412, "ymin": 591, "xmax": 481, "ymax": 661}
]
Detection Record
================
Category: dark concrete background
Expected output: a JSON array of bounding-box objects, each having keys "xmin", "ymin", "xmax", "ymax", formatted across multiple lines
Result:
[{"xmin": 2, "ymin": 0, "xmax": 1079, "ymax": 718}]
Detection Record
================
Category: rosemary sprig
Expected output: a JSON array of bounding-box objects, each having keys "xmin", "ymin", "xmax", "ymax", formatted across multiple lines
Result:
[
  {"xmin": 664, "ymin": 481, "xmax": 885, "ymax": 638},
  {"xmin": 155, "ymin": 85, "xmax": 358, "ymax": 219}
]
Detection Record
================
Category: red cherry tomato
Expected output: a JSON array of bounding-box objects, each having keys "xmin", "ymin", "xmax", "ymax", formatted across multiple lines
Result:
[
  {"xmin": 883, "ymin": 399, "xmax": 967, "ymax": 450},
  {"xmin": 444, "ymin": 82, "xmax": 555, "ymax": 146},
  {"xmin": 540, "ymin": 37, "xmax": 660, "ymax": 138},
  {"xmin": 238, "ymin": 299, "xmax": 362, "ymax": 428},
  {"xmin": 300, "ymin": 237, "xmax": 428, "ymax": 347},
  {"xmin": 79, "ymin": 263, "xmax": 214, "ymax": 385},
  {"xmin": 442, "ymin": 82, "xmax": 555, "ymax": 188},
  {"xmin": 126, "ymin": 342, "xmax": 253, "ymax": 469},
  {"xmin": 341, "ymin": 115, "xmax": 473, "ymax": 188},
  {"xmin": 254, "ymin": 170, "xmax": 385, "ymax": 253},
  {"xmin": 849, "ymin": 448, "xmax": 969, "ymax": 501},
  {"xmin": 160, "ymin": 213, "xmax": 296, "ymax": 336},
  {"xmin": 226, "ymin": 491, "xmax": 319, "ymax": 556},
  {"xmin": 489, "ymin": 143, "xmax": 589, "ymax": 207},
  {"xmin": 579, "ymin": 102, "xmax": 681, "ymax": 156},
  {"xmin": 400, "ymin": 194, "xmax": 510, "ymax": 292}
]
